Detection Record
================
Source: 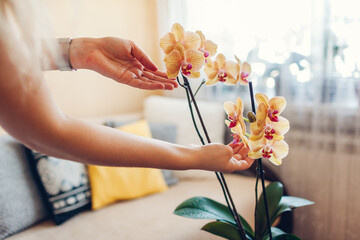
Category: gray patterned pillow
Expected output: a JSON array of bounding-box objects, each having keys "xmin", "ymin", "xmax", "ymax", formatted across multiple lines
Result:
[
  {"xmin": 29, "ymin": 152, "xmax": 91, "ymax": 225},
  {"xmin": 0, "ymin": 135, "xmax": 48, "ymax": 239}
]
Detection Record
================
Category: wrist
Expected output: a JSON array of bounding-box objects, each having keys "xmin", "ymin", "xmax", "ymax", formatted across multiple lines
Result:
[
  {"xmin": 69, "ymin": 38, "xmax": 99, "ymax": 70},
  {"xmin": 172, "ymin": 144, "xmax": 203, "ymax": 170},
  {"xmin": 56, "ymin": 38, "xmax": 76, "ymax": 71}
]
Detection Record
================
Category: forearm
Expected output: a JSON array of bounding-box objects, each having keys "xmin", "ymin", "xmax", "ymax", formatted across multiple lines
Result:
[{"xmin": 48, "ymin": 116, "xmax": 200, "ymax": 170}]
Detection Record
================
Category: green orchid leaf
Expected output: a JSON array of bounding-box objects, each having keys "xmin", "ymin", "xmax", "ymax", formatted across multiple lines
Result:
[
  {"xmin": 263, "ymin": 227, "xmax": 286, "ymax": 240},
  {"xmin": 279, "ymin": 196, "xmax": 314, "ymax": 208},
  {"xmin": 174, "ymin": 196, "xmax": 254, "ymax": 237},
  {"xmin": 271, "ymin": 227, "xmax": 286, "ymax": 237},
  {"xmin": 202, "ymin": 221, "xmax": 251, "ymax": 240},
  {"xmin": 272, "ymin": 196, "xmax": 315, "ymax": 222},
  {"xmin": 255, "ymin": 182, "xmax": 283, "ymax": 238}
]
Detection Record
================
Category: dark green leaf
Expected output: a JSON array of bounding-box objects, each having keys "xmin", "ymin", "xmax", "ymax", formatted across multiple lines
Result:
[
  {"xmin": 174, "ymin": 196, "xmax": 254, "ymax": 237},
  {"xmin": 255, "ymin": 182, "xmax": 283, "ymax": 238},
  {"xmin": 264, "ymin": 227, "xmax": 286, "ymax": 240},
  {"xmin": 202, "ymin": 221, "xmax": 247, "ymax": 240}
]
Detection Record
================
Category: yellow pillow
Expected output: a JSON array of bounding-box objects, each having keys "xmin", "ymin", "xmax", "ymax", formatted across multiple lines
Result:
[{"xmin": 88, "ymin": 120, "xmax": 168, "ymax": 210}]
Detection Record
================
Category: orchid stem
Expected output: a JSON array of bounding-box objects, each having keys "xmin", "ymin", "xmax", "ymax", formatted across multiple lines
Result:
[
  {"xmin": 248, "ymin": 81, "xmax": 272, "ymax": 240},
  {"xmin": 179, "ymin": 75, "xmax": 247, "ymax": 240},
  {"xmin": 243, "ymin": 117, "xmax": 250, "ymax": 123},
  {"xmin": 193, "ymin": 79, "xmax": 206, "ymax": 99}
]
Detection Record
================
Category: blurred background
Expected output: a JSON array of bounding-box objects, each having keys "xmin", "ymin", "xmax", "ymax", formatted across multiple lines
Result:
[{"xmin": 44, "ymin": 0, "xmax": 360, "ymax": 239}]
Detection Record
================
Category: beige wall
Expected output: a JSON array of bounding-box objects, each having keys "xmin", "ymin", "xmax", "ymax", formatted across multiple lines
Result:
[{"xmin": 44, "ymin": 0, "xmax": 162, "ymax": 118}]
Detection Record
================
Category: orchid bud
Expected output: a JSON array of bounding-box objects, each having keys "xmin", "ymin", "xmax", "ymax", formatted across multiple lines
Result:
[{"xmin": 247, "ymin": 112, "xmax": 257, "ymax": 123}]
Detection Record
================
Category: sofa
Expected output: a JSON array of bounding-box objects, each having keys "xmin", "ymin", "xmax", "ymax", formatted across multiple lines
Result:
[{"xmin": 1, "ymin": 96, "xmax": 285, "ymax": 240}]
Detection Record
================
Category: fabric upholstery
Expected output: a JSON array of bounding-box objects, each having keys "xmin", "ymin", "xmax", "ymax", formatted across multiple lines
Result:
[
  {"xmin": 0, "ymin": 135, "xmax": 48, "ymax": 239},
  {"xmin": 88, "ymin": 120, "xmax": 168, "ymax": 210},
  {"xmin": 6, "ymin": 174, "xmax": 257, "ymax": 240},
  {"xmin": 104, "ymin": 120, "xmax": 178, "ymax": 186}
]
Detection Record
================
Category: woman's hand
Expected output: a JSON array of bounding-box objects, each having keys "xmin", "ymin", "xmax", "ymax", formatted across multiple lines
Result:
[
  {"xmin": 196, "ymin": 142, "xmax": 255, "ymax": 173},
  {"xmin": 69, "ymin": 37, "xmax": 178, "ymax": 90}
]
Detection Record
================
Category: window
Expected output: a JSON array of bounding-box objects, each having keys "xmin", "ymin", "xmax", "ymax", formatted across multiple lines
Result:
[{"xmin": 165, "ymin": 0, "xmax": 360, "ymax": 107}]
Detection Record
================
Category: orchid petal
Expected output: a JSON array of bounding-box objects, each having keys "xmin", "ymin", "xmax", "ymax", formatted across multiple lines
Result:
[
  {"xmin": 242, "ymin": 62, "xmax": 251, "ymax": 75},
  {"xmin": 204, "ymin": 40, "xmax": 217, "ymax": 57},
  {"xmin": 238, "ymin": 78, "xmax": 249, "ymax": 86},
  {"xmin": 248, "ymin": 149, "xmax": 262, "ymax": 159},
  {"xmin": 250, "ymin": 122, "xmax": 263, "ymax": 136},
  {"xmin": 225, "ymin": 61, "xmax": 240, "ymax": 80},
  {"xmin": 216, "ymin": 54, "xmax": 226, "ymax": 69},
  {"xmin": 224, "ymin": 75, "xmax": 238, "ymax": 85},
  {"xmin": 269, "ymin": 96, "xmax": 287, "ymax": 114},
  {"xmin": 234, "ymin": 55, "xmax": 242, "ymax": 66},
  {"xmin": 189, "ymin": 71, "xmax": 201, "ymax": 79},
  {"xmin": 204, "ymin": 65, "xmax": 218, "ymax": 80},
  {"xmin": 224, "ymin": 101, "xmax": 236, "ymax": 116},
  {"xmin": 269, "ymin": 156, "xmax": 282, "ymax": 166},
  {"xmin": 255, "ymin": 93, "xmax": 269, "ymax": 106},
  {"xmin": 235, "ymin": 97, "xmax": 244, "ymax": 115},
  {"xmin": 272, "ymin": 135, "xmax": 284, "ymax": 141},
  {"xmin": 165, "ymin": 50, "xmax": 181, "ymax": 78},
  {"xmin": 173, "ymin": 43, "xmax": 185, "ymax": 60},
  {"xmin": 256, "ymin": 103, "xmax": 267, "ymax": 127},
  {"xmin": 205, "ymin": 78, "xmax": 219, "ymax": 86},
  {"xmin": 249, "ymin": 130, "xmax": 265, "ymax": 141},
  {"xmin": 183, "ymin": 31, "xmax": 201, "ymax": 50},
  {"xmin": 185, "ymin": 49, "xmax": 204, "ymax": 71},
  {"xmin": 171, "ymin": 23, "xmax": 184, "ymax": 41},
  {"xmin": 271, "ymin": 116, "xmax": 290, "ymax": 135},
  {"xmin": 272, "ymin": 140, "xmax": 289, "ymax": 160},
  {"xmin": 160, "ymin": 33, "xmax": 176, "ymax": 54},
  {"xmin": 196, "ymin": 30, "xmax": 205, "ymax": 46}
]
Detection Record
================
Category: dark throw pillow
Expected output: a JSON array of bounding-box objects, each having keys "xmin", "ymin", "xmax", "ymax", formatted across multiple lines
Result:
[{"xmin": 28, "ymin": 151, "xmax": 91, "ymax": 225}]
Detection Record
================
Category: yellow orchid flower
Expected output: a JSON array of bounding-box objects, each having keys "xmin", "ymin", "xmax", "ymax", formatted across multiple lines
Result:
[
  {"xmin": 160, "ymin": 23, "xmax": 201, "ymax": 55},
  {"xmin": 227, "ymin": 122, "xmax": 250, "ymax": 148},
  {"xmin": 165, "ymin": 43, "xmax": 204, "ymax": 78},
  {"xmin": 255, "ymin": 93, "xmax": 286, "ymax": 122},
  {"xmin": 249, "ymin": 138, "xmax": 289, "ymax": 165},
  {"xmin": 250, "ymin": 103, "xmax": 290, "ymax": 141},
  {"xmin": 204, "ymin": 54, "xmax": 239, "ymax": 86},
  {"xmin": 196, "ymin": 31, "xmax": 217, "ymax": 63},
  {"xmin": 224, "ymin": 97, "xmax": 249, "ymax": 147},
  {"xmin": 224, "ymin": 97, "xmax": 245, "ymax": 129},
  {"xmin": 235, "ymin": 55, "xmax": 251, "ymax": 85}
]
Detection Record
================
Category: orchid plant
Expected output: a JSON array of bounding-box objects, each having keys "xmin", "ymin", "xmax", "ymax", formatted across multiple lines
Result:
[{"xmin": 160, "ymin": 23, "xmax": 313, "ymax": 240}]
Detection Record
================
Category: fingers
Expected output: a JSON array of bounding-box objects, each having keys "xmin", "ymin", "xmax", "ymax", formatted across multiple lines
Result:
[
  {"xmin": 231, "ymin": 156, "xmax": 255, "ymax": 171},
  {"xmin": 142, "ymin": 70, "xmax": 178, "ymax": 88},
  {"xmin": 130, "ymin": 41, "xmax": 158, "ymax": 71}
]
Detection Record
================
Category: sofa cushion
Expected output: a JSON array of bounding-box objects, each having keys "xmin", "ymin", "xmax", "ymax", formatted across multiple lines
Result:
[
  {"xmin": 5, "ymin": 174, "xmax": 257, "ymax": 240},
  {"xmin": 104, "ymin": 120, "xmax": 178, "ymax": 186},
  {"xmin": 0, "ymin": 135, "xmax": 48, "ymax": 239},
  {"xmin": 88, "ymin": 120, "xmax": 168, "ymax": 210},
  {"xmin": 28, "ymin": 152, "xmax": 91, "ymax": 225}
]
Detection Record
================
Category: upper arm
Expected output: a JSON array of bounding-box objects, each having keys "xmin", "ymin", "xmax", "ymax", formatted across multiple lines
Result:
[{"xmin": 0, "ymin": 41, "xmax": 66, "ymax": 151}]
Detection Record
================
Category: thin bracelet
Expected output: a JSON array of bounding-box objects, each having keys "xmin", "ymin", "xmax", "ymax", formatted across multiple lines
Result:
[{"xmin": 57, "ymin": 38, "xmax": 76, "ymax": 71}]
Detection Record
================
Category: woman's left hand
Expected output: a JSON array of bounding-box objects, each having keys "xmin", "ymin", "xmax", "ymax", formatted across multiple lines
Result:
[{"xmin": 69, "ymin": 37, "xmax": 178, "ymax": 90}]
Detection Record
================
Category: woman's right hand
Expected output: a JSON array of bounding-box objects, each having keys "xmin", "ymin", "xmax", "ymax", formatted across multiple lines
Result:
[{"xmin": 195, "ymin": 142, "xmax": 255, "ymax": 173}]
